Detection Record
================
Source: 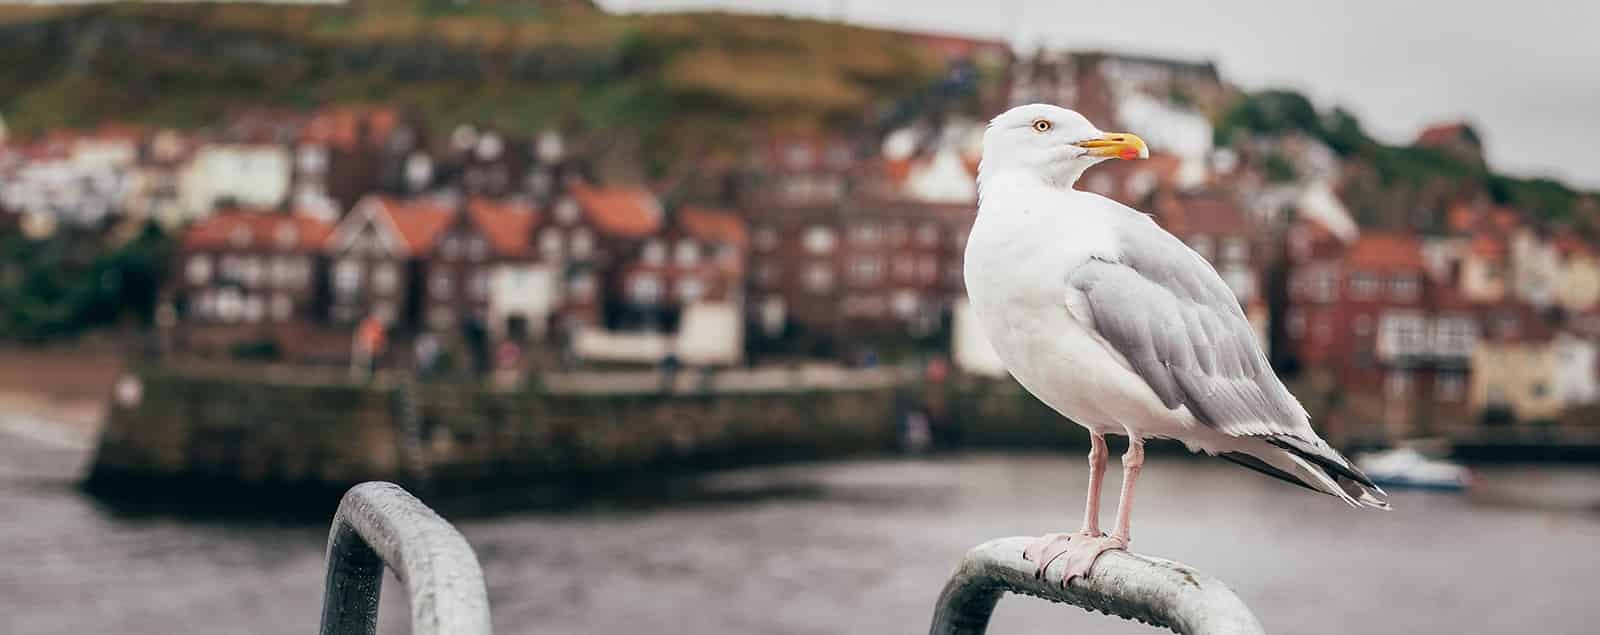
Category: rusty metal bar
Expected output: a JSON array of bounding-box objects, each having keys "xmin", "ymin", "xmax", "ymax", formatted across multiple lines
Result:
[
  {"xmin": 319, "ymin": 482, "xmax": 492, "ymax": 635},
  {"xmin": 931, "ymin": 537, "xmax": 1263, "ymax": 635}
]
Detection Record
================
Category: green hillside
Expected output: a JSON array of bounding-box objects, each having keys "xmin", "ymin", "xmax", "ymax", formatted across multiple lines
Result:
[{"xmin": 0, "ymin": 0, "xmax": 953, "ymax": 169}]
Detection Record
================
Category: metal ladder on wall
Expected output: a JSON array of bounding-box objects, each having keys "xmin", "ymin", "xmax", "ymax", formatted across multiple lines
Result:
[
  {"xmin": 317, "ymin": 482, "xmax": 1265, "ymax": 635},
  {"xmin": 393, "ymin": 377, "xmax": 430, "ymax": 486}
]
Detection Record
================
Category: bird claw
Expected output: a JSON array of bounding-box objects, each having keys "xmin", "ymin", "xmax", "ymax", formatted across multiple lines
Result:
[{"xmin": 1022, "ymin": 531, "xmax": 1126, "ymax": 587}]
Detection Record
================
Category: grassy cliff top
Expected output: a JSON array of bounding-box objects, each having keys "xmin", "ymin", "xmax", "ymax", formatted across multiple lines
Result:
[{"xmin": 0, "ymin": 1, "xmax": 955, "ymax": 167}]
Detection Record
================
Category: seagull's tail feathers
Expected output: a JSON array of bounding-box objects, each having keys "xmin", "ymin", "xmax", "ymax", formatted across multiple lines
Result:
[{"xmin": 1222, "ymin": 439, "xmax": 1391, "ymax": 511}]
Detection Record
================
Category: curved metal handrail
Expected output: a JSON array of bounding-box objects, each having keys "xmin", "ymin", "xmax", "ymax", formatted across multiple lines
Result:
[
  {"xmin": 319, "ymin": 482, "xmax": 493, "ymax": 635},
  {"xmin": 931, "ymin": 537, "xmax": 1263, "ymax": 635}
]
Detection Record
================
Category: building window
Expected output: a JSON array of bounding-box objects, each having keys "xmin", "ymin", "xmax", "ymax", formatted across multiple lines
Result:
[
  {"xmin": 571, "ymin": 229, "xmax": 594, "ymax": 258},
  {"xmin": 404, "ymin": 153, "xmax": 434, "ymax": 191},
  {"xmin": 804, "ymin": 264, "xmax": 834, "ymax": 293},
  {"xmin": 272, "ymin": 256, "xmax": 305, "ymax": 288},
  {"xmin": 917, "ymin": 222, "xmax": 941, "ymax": 247},
  {"xmin": 891, "ymin": 289, "xmax": 920, "ymax": 318},
  {"xmin": 430, "ymin": 270, "xmax": 453, "ymax": 300},
  {"xmin": 297, "ymin": 146, "xmax": 328, "ymax": 174},
  {"xmin": 1436, "ymin": 373, "xmax": 1465, "ymax": 401},
  {"xmin": 469, "ymin": 270, "xmax": 488, "ymax": 300},
  {"xmin": 1285, "ymin": 310, "xmax": 1305, "ymax": 339},
  {"xmin": 555, "ymin": 198, "xmax": 580, "ymax": 224},
  {"xmin": 368, "ymin": 263, "xmax": 395, "ymax": 294},
  {"xmin": 628, "ymin": 273, "xmax": 664, "ymax": 304},
  {"xmin": 1433, "ymin": 316, "xmax": 1477, "ymax": 358},
  {"xmin": 569, "ymin": 273, "xmax": 596, "ymax": 300},
  {"xmin": 1350, "ymin": 271, "xmax": 1380, "ymax": 299},
  {"xmin": 850, "ymin": 256, "xmax": 884, "ymax": 284},
  {"xmin": 186, "ymin": 255, "xmax": 212, "ymax": 285},
  {"xmin": 1378, "ymin": 312, "xmax": 1427, "ymax": 358},
  {"xmin": 215, "ymin": 288, "xmax": 243, "ymax": 322},
  {"xmin": 1303, "ymin": 265, "xmax": 1337, "ymax": 303},
  {"xmin": 335, "ymin": 259, "xmax": 362, "ymax": 294},
  {"xmin": 674, "ymin": 240, "xmax": 701, "ymax": 266},
  {"xmin": 754, "ymin": 226, "xmax": 779, "ymax": 252},
  {"xmin": 1389, "ymin": 274, "xmax": 1420, "ymax": 302},
  {"xmin": 1222, "ymin": 238, "xmax": 1248, "ymax": 263},
  {"xmin": 540, "ymin": 230, "xmax": 564, "ymax": 259},
  {"xmin": 642, "ymin": 239, "xmax": 666, "ymax": 265},
  {"xmin": 850, "ymin": 223, "xmax": 882, "ymax": 245},
  {"xmin": 802, "ymin": 226, "xmax": 837, "ymax": 254},
  {"xmin": 784, "ymin": 142, "xmax": 814, "ymax": 168},
  {"xmin": 242, "ymin": 295, "xmax": 264, "ymax": 323},
  {"xmin": 677, "ymin": 276, "xmax": 707, "ymax": 303},
  {"xmin": 1188, "ymin": 234, "xmax": 1214, "ymax": 262},
  {"xmin": 441, "ymin": 235, "xmax": 462, "ymax": 260},
  {"xmin": 1385, "ymin": 370, "xmax": 1412, "ymax": 399},
  {"xmin": 270, "ymin": 294, "xmax": 293, "ymax": 322},
  {"xmin": 243, "ymin": 257, "xmax": 267, "ymax": 287},
  {"xmin": 467, "ymin": 237, "xmax": 487, "ymax": 262}
]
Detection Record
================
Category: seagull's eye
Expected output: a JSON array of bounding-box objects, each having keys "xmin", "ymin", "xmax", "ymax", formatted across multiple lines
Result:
[{"xmin": 1032, "ymin": 119, "xmax": 1052, "ymax": 133}]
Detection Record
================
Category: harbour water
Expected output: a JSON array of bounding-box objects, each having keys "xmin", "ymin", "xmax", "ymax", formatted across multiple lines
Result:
[{"xmin": 3, "ymin": 411, "xmax": 1599, "ymax": 634}]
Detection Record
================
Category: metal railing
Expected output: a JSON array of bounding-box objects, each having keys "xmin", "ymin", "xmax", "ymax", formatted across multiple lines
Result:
[
  {"xmin": 316, "ymin": 484, "xmax": 1259, "ymax": 635},
  {"xmin": 319, "ymin": 482, "xmax": 493, "ymax": 635},
  {"xmin": 931, "ymin": 537, "xmax": 1263, "ymax": 635}
]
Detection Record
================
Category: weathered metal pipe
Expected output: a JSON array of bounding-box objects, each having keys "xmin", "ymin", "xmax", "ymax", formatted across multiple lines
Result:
[
  {"xmin": 319, "ymin": 482, "xmax": 492, "ymax": 635},
  {"xmin": 931, "ymin": 537, "xmax": 1263, "ymax": 635}
]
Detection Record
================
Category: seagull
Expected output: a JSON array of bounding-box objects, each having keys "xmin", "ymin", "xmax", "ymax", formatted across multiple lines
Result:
[{"xmin": 964, "ymin": 104, "xmax": 1388, "ymax": 586}]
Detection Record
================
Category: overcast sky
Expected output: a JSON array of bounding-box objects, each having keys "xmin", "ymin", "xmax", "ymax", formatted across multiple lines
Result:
[{"xmin": 600, "ymin": 0, "xmax": 1600, "ymax": 188}]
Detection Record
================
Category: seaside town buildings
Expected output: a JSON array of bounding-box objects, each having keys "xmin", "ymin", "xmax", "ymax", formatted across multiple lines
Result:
[{"xmin": 3, "ymin": 42, "xmax": 1600, "ymax": 440}]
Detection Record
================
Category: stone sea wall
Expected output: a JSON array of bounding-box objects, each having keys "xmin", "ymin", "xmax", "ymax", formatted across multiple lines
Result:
[{"xmin": 87, "ymin": 367, "xmax": 1078, "ymax": 494}]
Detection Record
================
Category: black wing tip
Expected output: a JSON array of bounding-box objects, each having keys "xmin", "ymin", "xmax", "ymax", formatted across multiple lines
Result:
[{"xmin": 1265, "ymin": 436, "xmax": 1379, "ymax": 489}]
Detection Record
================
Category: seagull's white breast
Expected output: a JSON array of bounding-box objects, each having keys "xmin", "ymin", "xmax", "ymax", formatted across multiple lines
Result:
[{"xmin": 964, "ymin": 177, "xmax": 1191, "ymax": 439}]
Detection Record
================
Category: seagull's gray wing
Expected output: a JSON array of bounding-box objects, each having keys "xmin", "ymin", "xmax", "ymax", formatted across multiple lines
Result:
[
  {"xmin": 1066, "ymin": 206, "xmax": 1313, "ymax": 441},
  {"xmin": 1066, "ymin": 201, "xmax": 1380, "ymax": 496}
]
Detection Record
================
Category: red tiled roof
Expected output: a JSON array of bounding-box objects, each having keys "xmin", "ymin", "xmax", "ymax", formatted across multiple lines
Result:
[
  {"xmin": 302, "ymin": 105, "xmax": 401, "ymax": 149},
  {"xmin": 569, "ymin": 182, "xmax": 663, "ymax": 238},
  {"xmin": 1158, "ymin": 192, "xmax": 1250, "ymax": 237},
  {"xmin": 1414, "ymin": 122, "xmax": 1475, "ymax": 148},
  {"xmin": 1469, "ymin": 234, "xmax": 1508, "ymax": 259},
  {"xmin": 384, "ymin": 199, "xmax": 455, "ymax": 253},
  {"xmin": 1447, "ymin": 202, "xmax": 1523, "ymax": 235},
  {"xmin": 1345, "ymin": 233, "xmax": 1425, "ymax": 270},
  {"xmin": 467, "ymin": 198, "xmax": 539, "ymax": 257},
  {"xmin": 183, "ymin": 209, "xmax": 333, "ymax": 253},
  {"xmin": 1553, "ymin": 232, "xmax": 1596, "ymax": 258},
  {"xmin": 679, "ymin": 206, "xmax": 748, "ymax": 248}
]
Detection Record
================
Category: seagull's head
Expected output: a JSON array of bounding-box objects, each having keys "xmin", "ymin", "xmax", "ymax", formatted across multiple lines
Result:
[{"xmin": 980, "ymin": 104, "xmax": 1148, "ymax": 189}]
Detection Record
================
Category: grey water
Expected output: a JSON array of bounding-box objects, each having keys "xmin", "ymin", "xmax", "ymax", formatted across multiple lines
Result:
[{"xmin": 3, "ymin": 411, "xmax": 1599, "ymax": 634}]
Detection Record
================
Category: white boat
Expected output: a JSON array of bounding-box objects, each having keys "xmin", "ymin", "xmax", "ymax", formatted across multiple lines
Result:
[{"xmin": 1355, "ymin": 447, "xmax": 1472, "ymax": 491}]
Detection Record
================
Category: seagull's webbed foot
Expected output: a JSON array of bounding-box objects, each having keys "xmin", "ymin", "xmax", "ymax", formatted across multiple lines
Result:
[{"xmin": 1021, "ymin": 531, "xmax": 1127, "ymax": 587}]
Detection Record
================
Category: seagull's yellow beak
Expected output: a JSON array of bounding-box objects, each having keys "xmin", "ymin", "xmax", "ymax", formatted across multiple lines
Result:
[{"xmin": 1075, "ymin": 132, "xmax": 1149, "ymax": 160}]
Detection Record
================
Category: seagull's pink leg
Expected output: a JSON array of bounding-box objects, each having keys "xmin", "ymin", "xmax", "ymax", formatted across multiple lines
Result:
[
  {"xmin": 1024, "ymin": 436, "xmax": 1142, "ymax": 587},
  {"xmin": 1109, "ymin": 438, "xmax": 1144, "ymax": 544},
  {"xmin": 1080, "ymin": 432, "xmax": 1108, "ymax": 535}
]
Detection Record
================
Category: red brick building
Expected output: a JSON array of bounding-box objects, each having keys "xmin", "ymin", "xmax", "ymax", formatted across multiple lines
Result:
[
  {"xmin": 417, "ymin": 198, "xmax": 540, "ymax": 332},
  {"xmin": 743, "ymin": 199, "xmax": 972, "ymax": 341},
  {"xmin": 172, "ymin": 208, "xmax": 333, "ymax": 353},
  {"xmin": 610, "ymin": 205, "xmax": 748, "ymax": 330},
  {"xmin": 324, "ymin": 195, "xmax": 455, "ymax": 328}
]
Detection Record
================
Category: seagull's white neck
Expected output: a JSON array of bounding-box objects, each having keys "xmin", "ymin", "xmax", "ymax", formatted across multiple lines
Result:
[{"xmin": 977, "ymin": 159, "xmax": 1097, "ymax": 205}]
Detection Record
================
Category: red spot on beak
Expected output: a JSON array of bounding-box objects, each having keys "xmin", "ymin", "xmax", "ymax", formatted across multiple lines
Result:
[{"xmin": 1119, "ymin": 148, "xmax": 1140, "ymax": 160}]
